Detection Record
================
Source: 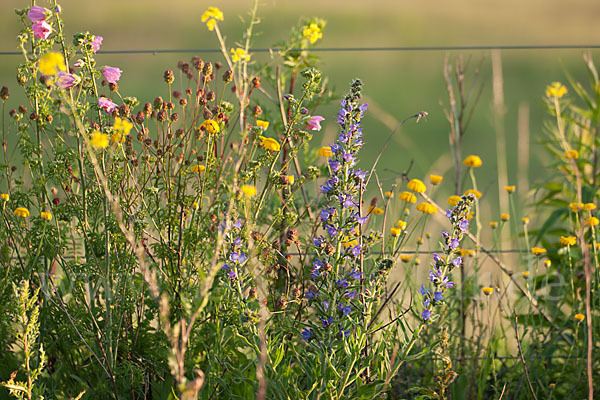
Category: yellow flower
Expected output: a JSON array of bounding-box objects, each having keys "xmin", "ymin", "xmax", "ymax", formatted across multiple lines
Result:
[
  {"xmin": 406, "ymin": 179, "xmax": 426, "ymax": 193},
  {"xmin": 258, "ymin": 136, "xmax": 280, "ymax": 152},
  {"xmin": 522, "ymin": 217, "xmax": 530, "ymax": 225},
  {"xmin": 302, "ymin": 23, "xmax": 323, "ymax": 44},
  {"xmin": 447, "ymin": 195, "xmax": 461, "ymax": 206},
  {"xmin": 585, "ymin": 216, "xmax": 599, "ymax": 226},
  {"xmin": 39, "ymin": 52, "xmax": 66, "ymax": 75},
  {"xmin": 500, "ymin": 213, "xmax": 510, "ymax": 221},
  {"xmin": 417, "ymin": 237, "xmax": 423, "ymax": 244},
  {"xmin": 546, "ymin": 82, "xmax": 567, "ymax": 98},
  {"xmin": 463, "ymin": 155, "xmax": 482, "ymax": 168},
  {"xmin": 569, "ymin": 202, "xmax": 584, "ymax": 212},
  {"xmin": 564, "ymin": 149, "xmax": 578, "ymax": 159},
  {"xmin": 482, "ymin": 287, "xmax": 494, "ymax": 296},
  {"xmin": 531, "ymin": 247, "xmax": 547, "ymax": 256},
  {"xmin": 390, "ymin": 227, "xmax": 402, "ymax": 237},
  {"xmin": 396, "ymin": 220, "xmax": 407, "ymax": 229},
  {"xmin": 560, "ymin": 236, "xmax": 576, "ymax": 246},
  {"xmin": 342, "ymin": 239, "xmax": 358, "ymax": 248},
  {"xmin": 240, "ymin": 185, "xmax": 257, "ymax": 197},
  {"xmin": 90, "ymin": 131, "xmax": 109, "ymax": 149},
  {"xmin": 318, "ymin": 146, "xmax": 333, "ymax": 157},
  {"xmin": 429, "ymin": 174, "xmax": 443, "ymax": 185},
  {"xmin": 416, "ymin": 202, "xmax": 437, "ymax": 214},
  {"xmin": 459, "ymin": 248, "xmax": 475, "ymax": 257},
  {"xmin": 464, "ymin": 189, "xmax": 482, "ymax": 199},
  {"xmin": 399, "ymin": 191, "xmax": 417, "ymax": 204},
  {"xmin": 111, "ymin": 117, "xmax": 133, "ymax": 143},
  {"xmin": 521, "ymin": 271, "xmax": 530, "ymax": 278},
  {"xmin": 582, "ymin": 203, "xmax": 596, "ymax": 211},
  {"xmin": 504, "ymin": 185, "xmax": 516, "ymax": 193},
  {"xmin": 287, "ymin": 175, "xmax": 295, "ymax": 185},
  {"xmin": 230, "ymin": 48, "xmax": 251, "ymax": 63},
  {"xmin": 384, "ymin": 191, "xmax": 393, "ymax": 197},
  {"xmin": 426, "ymin": 232, "xmax": 431, "ymax": 238},
  {"xmin": 40, "ymin": 211, "xmax": 52, "ymax": 221},
  {"xmin": 399, "ymin": 254, "xmax": 412, "ymax": 263},
  {"xmin": 489, "ymin": 221, "xmax": 498, "ymax": 229},
  {"xmin": 201, "ymin": 7, "xmax": 224, "ymax": 31},
  {"xmin": 192, "ymin": 201, "xmax": 199, "ymax": 209},
  {"xmin": 256, "ymin": 120, "xmax": 269, "ymax": 130},
  {"xmin": 190, "ymin": 165, "xmax": 206, "ymax": 174},
  {"xmin": 200, "ymin": 119, "xmax": 220, "ymax": 134},
  {"xmin": 574, "ymin": 313, "xmax": 585, "ymax": 322},
  {"xmin": 467, "ymin": 212, "xmax": 474, "ymax": 220},
  {"xmin": 371, "ymin": 207, "xmax": 384, "ymax": 215},
  {"xmin": 14, "ymin": 207, "xmax": 30, "ymax": 218},
  {"xmin": 415, "ymin": 258, "xmax": 421, "ymax": 265},
  {"xmin": 1, "ymin": 193, "xmax": 9, "ymax": 202},
  {"xmin": 544, "ymin": 259, "xmax": 551, "ymax": 267}
]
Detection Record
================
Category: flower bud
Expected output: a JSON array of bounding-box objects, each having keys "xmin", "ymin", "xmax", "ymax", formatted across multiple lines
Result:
[
  {"xmin": 286, "ymin": 229, "xmax": 299, "ymax": 243},
  {"xmin": 29, "ymin": 112, "xmax": 38, "ymax": 121},
  {"xmin": 154, "ymin": 96, "xmax": 163, "ymax": 110},
  {"xmin": 191, "ymin": 56, "xmax": 204, "ymax": 72},
  {"xmin": 252, "ymin": 105, "xmax": 262, "ymax": 118},
  {"xmin": 0, "ymin": 86, "xmax": 9, "ymax": 100},
  {"xmin": 202, "ymin": 62, "xmax": 212, "ymax": 77},
  {"xmin": 214, "ymin": 62, "xmax": 222, "ymax": 70},
  {"xmin": 109, "ymin": 82, "xmax": 119, "ymax": 92},
  {"xmin": 17, "ymin": 72, "xmax": 27, "ymax": 85},
  {"xmin": 203, "ymin": 110, "xmax": 213, "ymax": 120},
  {"xmin": 179, "ymin": 98, "xmax": 187, "ymax": 107},
  {"xmin": 172, "ymin": 90, "xmax": 181, "ymax": 99},
  {"xmin": 170, "ymin": 113, "xmax": 179, "ymax": 122},
  {"xmin": 157, "ymin": 110, "xmax": 167, "ymax": 122},
  {"xmin": 223, "ymin": 69, "xmax": 233, "ymax": 83},
  {"xmin": 135, "ymin": 111, "xmax": 145, "ymax": 124},
  {"xmin": 45, "ymin": 114, "xmax": 53, "ymax": 124},
  {"xmin": 143, "ymin": 102, "xmax": 152, "ymax": 115},
  {"xmin": 52, "ymin": 197, "xmax": 60, "ymax": 205},
  {"xmin": 163, "ymin": 69, "xmax": 174, "ymax": 84},
  {"xmin": 18, "ymin": 105, "xmax": 27, "ymax": 114},
  {"xmin": 252, "ymin": 76, "xmax": 261, "ymax": 88}
]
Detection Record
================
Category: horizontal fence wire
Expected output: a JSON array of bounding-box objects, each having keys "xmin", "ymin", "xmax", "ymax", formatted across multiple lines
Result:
[{"xmin": 2, "ymin": 44, "xmax": 600, "ymax": 56}]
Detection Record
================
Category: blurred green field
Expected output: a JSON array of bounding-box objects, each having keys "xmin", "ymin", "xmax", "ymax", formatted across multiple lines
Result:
[{"xmin": 2, "ymin": 0, "xmax": 600, "ymax": 214}]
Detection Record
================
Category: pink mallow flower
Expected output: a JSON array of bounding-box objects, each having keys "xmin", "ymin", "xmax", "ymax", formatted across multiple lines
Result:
[
  {"xmin": 90, "ymin": 36, "xmax": 103, "ymax": 53},
  {"xmin": 102, "ymin": 66, "xmax": 122, "ymax": 84},
  {"xmin": 55, "ymin": 72, "xmax": 77, "ymax": 89},
  {"xmin": 33, "ymin": 21, "xmax": 52, "ymax": 40},
  {"xmin": 28, "ymin": 6, "xmax": 48, "ymax": 23},
  {"xmin": 98, "ymin": 97, "xmax": 118, "ymax": 114},
  {"xmin": 306, "ymin": 115, "xmax": 325, "ymax": 131}
]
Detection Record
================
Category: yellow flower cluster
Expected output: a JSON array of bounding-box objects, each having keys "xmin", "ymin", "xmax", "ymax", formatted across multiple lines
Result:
[
  {"xmin": 482, "ymin": 287, "xmax": 494, "ymax": 295},
  {"xmin": 564, "ymin": 149, "xmax": 578, "ymax": 159},
  {"xmin": 464, "ymin": 189, "xmax": 482, "ymax": 199},
  {"xmin": 399, "ymin": 191, "xmax": 416, "ymax": 204},
  {"xmin": 429, "ymin": 174, "xmax": 443, "ymax": 185},
  {"xmin": 367, "ymin": 206, "xmax": 384, "ymax": 215},
  {"xmin": 259, "ymin": 136, "xmax": 280, "ymax": 152},
  {"xmin": 585, "ymin": 216, "xmax": 599, "ymax": 226},
  {"xmin": 1, "ymin": 193, "xmax": 8, "ymax": 202},
  {"xmin": 489, "ymin": 221, "xmax": 498, "ymax": 228},
  {"xmin": 302, "ymin": 23, "xmax": 322, "ymax": 44},
  {"xmin": 200, "ymin": 119, "xmax": 220, "ymax": 134},
  {"xmin": 14, "ymin": 207, "xmax": 30, "ymax": 218},
  {"xmin": 574, "ymin": 313, "xmax": 585, "ymax": 322},
  {"xmin": 318, "ymin": 146, "xmax": 332, "ymax": 157},
  {"xmin": 559, "ymin": 236, "xmax": 576, "ymax": 246},
  {"xmin": 90, "ymin": 131, "xmax": 109, "ymax": 149},
  {"xmin": 201, "ymin": 7, "xmax": 224, "ymax": 31},
  {"xmin": 463, "ymin": 155, "xmax": 482, "ymax": 168},
  {"xmin": 546, "ymin": 82, "xmax": 567, "ymax": 98},
  {"xmin": 230, "ymin": 48, "xmax": 251, "ymax": 63},
  {"xmin": 190, "ymin": 165, "xmax": 206, "ymax": 174},
  {"xmin": 504, "ymin": 185, "xmax": 515, "ymax": 193},
  {"xmin": 447, "ymin": 195, "xmax": 461, "ymax": 206},
  {"xmin": 399, "ymin": 254, "xmax": 412, "ymax": 263},
  {"xmin": 390, "ymin": 227, "xmax": 402, "ymax": 237},
  {"xmin": 406, "ymin": 179, "xmax": 426, "ymax": 193},
  {"xmin": 256, "ymin": 120, "xmax": 269, "ymax": 130},
  {"xmin": 111, "ymin": 117, "xmax": 133, "ymax": 143},
  {"xmin": 416, "ymin": 202, "xmax": 437, "ymax": 214},
  {"xmin": 41, "ymin": 211, "xmax": 52, "ymax": 221},
  {"xmin": 39, "ymin": 52, "xmax": 66, "ymax": 75},
  {"xmin": 531, "ymin": 247, "xmax": 547, "ymax": 256},
  {"xmin": 240, "ymin": 185, "xmax": 257, "ymax": 197},
  {"xmin": 500, "ymin": 213, "xmax": 510, "ymax": 221}
]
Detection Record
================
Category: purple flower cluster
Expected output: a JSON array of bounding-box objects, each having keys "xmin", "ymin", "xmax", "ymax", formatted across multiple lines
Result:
[
  {"xmin": 420, "ymin": 194, "xmax": 475, "ymax": 322},
  {"xmin": 220, "ymin": 218, "xmax": 248, "ymax": 282},
  {"xmin": 302, "ymin": 80, "xmax": 368, "ymax": 343}
]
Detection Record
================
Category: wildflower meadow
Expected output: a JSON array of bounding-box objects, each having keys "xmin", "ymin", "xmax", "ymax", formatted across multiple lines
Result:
[{"xmin": 0, "ymin": 2, "xmax": 598, "ymax": 399}]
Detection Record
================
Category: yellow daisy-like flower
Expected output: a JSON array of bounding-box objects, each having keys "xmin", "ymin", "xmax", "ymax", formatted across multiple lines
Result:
[
  {"xmin": 192, "ymin": 201, "xmax": 199, "ymax": 209},
  {"xmin": 406, "ymin": 179, "xmax": 426, "ymax": 193},
  {"xmin": 574, "ymin": 313, "xmax": 585, "ymax": 322},
  {"xmin": 302, "ymin": 23, "xmax": 323, "ymax": 44},
  {"xmin": 14, "ymin": 207, "xmax": 30, "ymax": 218},
  {"xmin": 399, "ymin": 191, "xmax": 417, "ymax": 204},
  {"xmin": 384, "ymin": 191, "xmax": 393, "ymax": 198},
  {"xmin": 489, "ymin": 221, "xmax": 498, "ymax": 229},
  {"xmin": 447, "ymin": 195, "xmax": 461, "ymax": 206},
  {"xmin": 559, "ymin": 236, "xmax": 576, "ymax": 246},
  {"xmin": 40, "ymin": 211, "xmax": 52, "ymax": 221},
  {"xmin": 564, "ymin": 149, "xmax": 578, "ymax": 159},
  {"xmin": 464, "ymin": 189, "xmax": 482, "ymax": 199},
  {"xmin": 318, "ymin": 146, "xmax": 333, "ymax": 157},
  {"xmin": 459, "ymin": 248, "xmax": 475, "ymax": 257},
  {"xmin": 190, "ymin": 165, "xmax": 206, "ymax": 174},
  {"xmin": 111, "ymin": 117, "xmax": 133, "ymax": 143},
  {"xmin": 417, "ymin": 237, "xmax": 423, "ymax": 244},
  {"xmin": 522, "ymin": 217, "xmax": 530, "ymax": 225},
  {"xmin": 258, "ymin": 136, "xmax": 280, "ymax": 152},
  {"xmin": 287, "ymin": 175, "xmax": 295, "ymax": 185},
  {"xmin": 504, "ymin": 185, "xmax": 516, "ymax": 193},
  {"xmin": 531, "ymin": 247, "xmax": 547, "ymax": 256},
  {"xmin": 390, "ymin": 227, "xmax": 403, "ymax": 237},
  {"xmin": 585, "ymin": 216, "xmax": 599, "ymax": 226},
  {"xmin": 396, "ymin": 220, "xmax": 407, "ymax": 229},
  {"xmin": 546, "ymin": 82, "xmax": 567, "ymax": 98},
  {"xmin": 416, "ymin": 202, "xmax": 437, "ymax": 214},
  {"xmin": 482, "ymin": 287, "xmax": 494, "ymax": 296},
  {"xmin": 240, "ymin": 185, "xmax": 257, "ymax": 197},
  {"xmin": 544, "ymin": 259, "xmax": 551, "ymax": 267},
  {"xmin": 90, "ymin": 131, "xmax": 109, "ymax": 149},
  {"xmin": 414, "ymin": 258, "xmax": 421, "ymax": 265},
  {"xmin": 463, "ymin": 155, "xmax": 482, "ymax": 168},
  {"xmin": 582, "ymin": 203, "xmax": 596, "ymax": 211},
  {"xmin": 1, "ymin": 193, "xmax": 9, "ymax": 202},
  {"xmin": 230, "ymin": 48, "xmax": 251, "ymax": 63},
  {"xmin": 201, "ymin": 7, "xmax": 224, "ymax": 31},
  {"xmin": 429, "ymin": 174, "xmax": 443, "ymax": 185},
  {"xmin": 370, "ymin": 207, "xmax": 384, "ymax": 215},
  {"xmin": 521, "ymin": 271, "xmax": 530, "ymax": 278},
  {"xmin": 399, "ymin": 254, "xmax": 412, "ymax": 263},
  {"xmin": 342, "ymin": 239, "xmax": 358, "ymax": 248},
  {"xmin": 569, "ymin": 202, "xmax": 584, "ymax": 212},
  {"xmin": 256, "ymin": 120, "xmax": 269, "ymax": 130},
  {"xmin": 500, "ymin": 213, "xmax": 510, "ymax": 221},
  {"xmin": 200, "ymin": 119, "xmax": 220, "ymax": 135},
  {"xmin": 39, "ymin": 52, "xmax": 67, "ymax": 75}
]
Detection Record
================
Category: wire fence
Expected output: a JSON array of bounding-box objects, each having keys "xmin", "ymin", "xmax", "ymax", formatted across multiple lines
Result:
[{"xmin": 2, "ymin": 44, "xmax": 600, "ymax": 56}]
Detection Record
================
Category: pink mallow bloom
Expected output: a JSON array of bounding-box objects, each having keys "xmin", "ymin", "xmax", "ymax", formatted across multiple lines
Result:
[
  {"xmin": 102, "ymin": 66, "xmax": 122, "ymax": 84},
  {"xmin": 98, "ymin": 97, "xmax": 118, "ymax": 114},
  {"xmin": 55, "ymin": 72, "xmax": 77, "ymax": 89},
  {"xmin": 28, "ymin": 6, "xmax": 48, "ymax": 23},
  {"xmin": 306, "ymin": 115, "xmax": 325, "ymax": 131},
  {"xmin": 32, "ymin": 21, "xmax": 52, "ymax": 40},
  {"xmin": 90, "ymin": 36, "xmax": 103, "ymax": 53}
]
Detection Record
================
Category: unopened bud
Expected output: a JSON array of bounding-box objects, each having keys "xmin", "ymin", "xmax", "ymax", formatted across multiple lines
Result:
[{"xmin": 163, "ymin": 69, "xmax": 175, "ymax": 84}]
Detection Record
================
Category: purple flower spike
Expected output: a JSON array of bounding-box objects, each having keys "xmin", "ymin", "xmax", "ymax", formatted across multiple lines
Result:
[
  {"xmin": 422, "ymin": 309, "xmax": 431, "ymax": 321},
  {"xmin": 459, "ymin": 219, "xmax": 469, "ymax": 232},
  {"xmin": 301, "ymin": 327, "xmax": 313, "ymax": 341}
]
